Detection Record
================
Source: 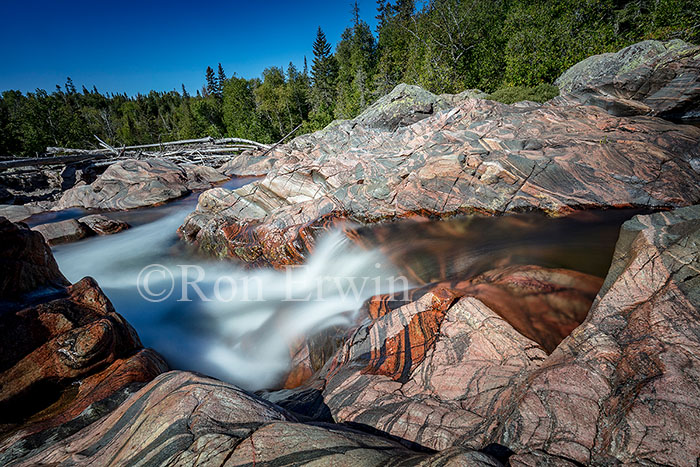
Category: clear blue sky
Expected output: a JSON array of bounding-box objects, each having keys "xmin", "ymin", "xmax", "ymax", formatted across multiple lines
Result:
[{"xmin": 0, "ymin": 0, "xmax": 379, "ymax": 96}]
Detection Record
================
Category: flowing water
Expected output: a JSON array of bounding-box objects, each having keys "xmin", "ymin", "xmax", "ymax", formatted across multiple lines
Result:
[
  {"xmin": 49, "ymin": 191, "xmax": 649, "ymax": 390},
  {"xmin": 53, "ymin": 209, "xmax": 403, "ymax": 390}
]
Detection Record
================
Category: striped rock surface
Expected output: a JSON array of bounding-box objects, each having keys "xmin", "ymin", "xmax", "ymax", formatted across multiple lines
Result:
[
  {"xmin": 8, "ymin": 371, "xmax": 502, "ymax": 466},
  {"xmin": 180, "ymin": 94, "xmax": 700, "ymax": 266},
  {"xmin": 273, "ymin": 206, "xmax": 700, "ymax": 465},
  {"xmin": 0, "ymin": 219, "xmax": 167, "ymax": 461},
  {"xmin": 556, "ymin": 39, "xmax": 700, "ymax": 120},
  {"xmin": 57, "ymin": 159, "xmax": 227, "ymax": 210}
]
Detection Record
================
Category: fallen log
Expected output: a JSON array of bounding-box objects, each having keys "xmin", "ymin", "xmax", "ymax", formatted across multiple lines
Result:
[
  {"xmin": 46, "ymin": 147, "xmax": 107, "ymax": 155},
  {"xmin": 0, "ymin": 153, "xmax": 111, "ymax": 170},
  {"xmin": 213, "ymin": 137, "xmax": 271, "ymax": 149},
  {"xmin": 94, "ymin": 135, "xmax": 120, "ymax": 155},
  {"xmin": 259, "ymin": 123, "xmax": 302, "ymax": 157}
]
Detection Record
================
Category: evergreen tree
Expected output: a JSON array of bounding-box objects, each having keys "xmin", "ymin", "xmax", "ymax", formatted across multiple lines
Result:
[
  {"xmin": 310, "ymin": 27, "xmax": 338, "ymax": 127},
  {"xmin": 335, "ymin": 3, "xmax": 377, "ymax": 119},
  {"xmin": 65, "ymin": 77, "xmax": 77, "ymax": 95},
  {"xmin": 216, "ymin": 63, "xmax": 227, "ymax": 98},
  {"xmin": 205, "ymin": 66, "xmax": 217, "ymax": 96}
]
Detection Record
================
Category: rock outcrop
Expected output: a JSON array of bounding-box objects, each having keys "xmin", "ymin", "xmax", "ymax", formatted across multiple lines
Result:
[
  {"xmin": 57, "ymin": 159, "xmax": 227, "ymax": 210},
  {"xmin": 180, "ymin": 95, "xmax": 700, "ymax": 266},
  {"xmin": 31, "ymin": 218, "xmax": 90, "ymax": 245},
  {"xmin": 6, "ymin": 371, "xmax": 501, "ymax": 466},
  {"xmin": 76, "ymin": 214, "xmax": 129, "ymax": 235},
  {"xmin": 271, "ymin": 206, "xmax": 700, "ymax": 465},
  {"xmin": 556, "ymin": 39, "xmax": 700, "ymax": 120},
  {"xmin": 0, "ymin": 218, "xmax": 167, "ymax": 459}
]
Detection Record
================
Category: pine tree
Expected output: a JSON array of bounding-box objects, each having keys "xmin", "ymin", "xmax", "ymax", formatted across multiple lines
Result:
[
  {"xmin": 335, "ymin": 3, "xmax": 377, "ymax": 119},
  {"xmin": 310, "ymin": 27, "xmax": 338, "ymax": 122},
  {"xmin": 205, "ymin": 66, "xmax": 216, "ymax": 97},
  {"xmin": 216, "ymin": 63, "xmax": 227, "ymax": 98},
  {"xmin": 65, "ymin": 77, "xmax": 77, "ymax": 95}
]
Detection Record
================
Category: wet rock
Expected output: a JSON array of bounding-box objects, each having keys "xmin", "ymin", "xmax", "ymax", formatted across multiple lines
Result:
[
  {"xmin": 77, "ymin": 214, "xmax": 129, "ymax": 235},
  {"xmin": 57, "ymin": 158, "xmax": 227, "ymax": 210},
  {"xmin": 0, "ymin": 219, "xmax": 167, "ymax": 454},
  {"xmin": 0, "ymin": 204, "xmax": 43, "ymax": 223},
  {"xmin": 181, "ymin": 95, "xmax": 700, "ymax": 266},
  {"xmin": 556, "ymin": 39, "xmax": 700, "ymax": 120},
  {"xmin": 5, "ymin": 371, "xmax": 501, "ymax": 466},
  {"xmin": 0, "ymin": 217, "xmax": 68, "ymax": 302},
  {"xmin": 272, "ymin": 206, "xmax": 700, "ymax": 465},
  {"xmin": 32, "ymin": 219, "xmax": 89, "ymax": 245}
]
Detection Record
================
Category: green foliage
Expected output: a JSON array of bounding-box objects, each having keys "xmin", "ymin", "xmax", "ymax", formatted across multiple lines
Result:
[
  {"xmin": 1, "ymin": 0, "xmax": 697, "ymax": 157},
  {"xmin": 311, "ymin": 27, "xmax": 339, "ymax": 123},
  {"xmin": 335, "ymin": 3, "xmax": 377, "ymax": 119},
  {"xmin": 488, "ymin": 84, "xmax": 561, "ymax": 104}
]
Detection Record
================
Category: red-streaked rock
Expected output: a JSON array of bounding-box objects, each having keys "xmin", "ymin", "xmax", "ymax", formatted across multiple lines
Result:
[
  {"xmin": 272, "ymin": 206, "xmax": 700, "ymax": 465},
  {"xmin": 6, "ymin": 371, "xmax": 501, "ymax": 466},
  {"xmin": 0, "ymin": 218, "xmax": 168, "ymax": 458},
  {"xmin": 181, "ymin": 95, "xmax": 700, "ymax": 266},
  {"xmin": 496, "ymin": 205, "xmax": 700, "ymax": 465}
]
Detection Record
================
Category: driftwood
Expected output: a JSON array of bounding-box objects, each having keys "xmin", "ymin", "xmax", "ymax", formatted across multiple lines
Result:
[
  {"xmin": 1, "ymin": 133, "xmax": 285, "ymax": 172},
  {"xmin": 213, "ymin": 137, "xmax": 271, "ymax": 149},
  {"xmin": 0, "ymin": 153, "xmax": 110, "ymax": 169},
  {"xmin": 259, "ymin": 124, "xmax": 302, "ymax": 157},
  {"xmin": 94, "ymin": 135, "xmax": 120, "ymax": 155}
]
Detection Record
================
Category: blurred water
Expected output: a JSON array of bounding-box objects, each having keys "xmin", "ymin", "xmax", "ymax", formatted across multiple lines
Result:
[{"xmin": 53, "ymin": 211, "xmax": 403, "ymax": 390}]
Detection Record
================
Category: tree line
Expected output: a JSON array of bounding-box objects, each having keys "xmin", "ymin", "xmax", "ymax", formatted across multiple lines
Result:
[{"xmin": 2, "ymin": 0, "xmax": 697, "ymax": 157}]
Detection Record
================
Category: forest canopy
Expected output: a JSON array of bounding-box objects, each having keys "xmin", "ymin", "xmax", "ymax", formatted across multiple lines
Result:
[{"xmin": 1, "ymin": 0, "xmax": 698, "ymax": 157}]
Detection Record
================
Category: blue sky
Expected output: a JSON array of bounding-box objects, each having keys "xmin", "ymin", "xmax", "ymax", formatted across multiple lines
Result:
[{"xmin": 0, "ymin": 0, "xmax": 379, "ymax": 96}]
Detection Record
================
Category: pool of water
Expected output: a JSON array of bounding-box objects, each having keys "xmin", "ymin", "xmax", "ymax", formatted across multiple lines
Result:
[{"xmin": 51, "ymin": 203, "xmax": 649, "ymax": 390}]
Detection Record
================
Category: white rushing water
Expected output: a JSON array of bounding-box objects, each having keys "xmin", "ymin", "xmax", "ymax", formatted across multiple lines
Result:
[{"xmin": 53, "ymin": 210, "xmax": 408, "ymax": 390}]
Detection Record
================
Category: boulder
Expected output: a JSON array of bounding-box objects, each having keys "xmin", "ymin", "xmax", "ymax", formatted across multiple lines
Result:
[
  {"xmin": 0, "ymin": 217, "xmax": 68, "ymax": 303},
  {"xmin": 353, "ymin": 83, "xmax": 452, "ymax": 131},
  {"xmin": 270, "ymin": 206, "xmax": 700, "ymax": 465},
  {"xmin": 556, "ymin": 39, "xmax": 700, "ymax": 120},
  {"xmin": 32, "ymin": 218, "xmax": 89, "ymax": 245},
  {"xmin": 77, "ymin": 214, "xmax": 129, "ymax": 235},
  {"xmin": 0, "ymin": 219, "xmax": 167, "ymax": 455},
  {"xmin": 57, "ymin": 159, "xmax": 227, "ymax": 210},
  {"xmin": 180, "ymin": 96, "xmax": 700, "ymax": 266}
]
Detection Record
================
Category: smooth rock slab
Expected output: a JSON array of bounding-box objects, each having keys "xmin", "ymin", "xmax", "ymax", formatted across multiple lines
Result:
[
  {"xmin": 7, "ymin": 371, "xmax": 502, "ymax": 466},
  {"xmin": 57, "ymin": 159, "xmax": 227, "ymax": 210},
  {"xmin": 32, "ymin": 218, "xmax": 89, "ymax": 245}
]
